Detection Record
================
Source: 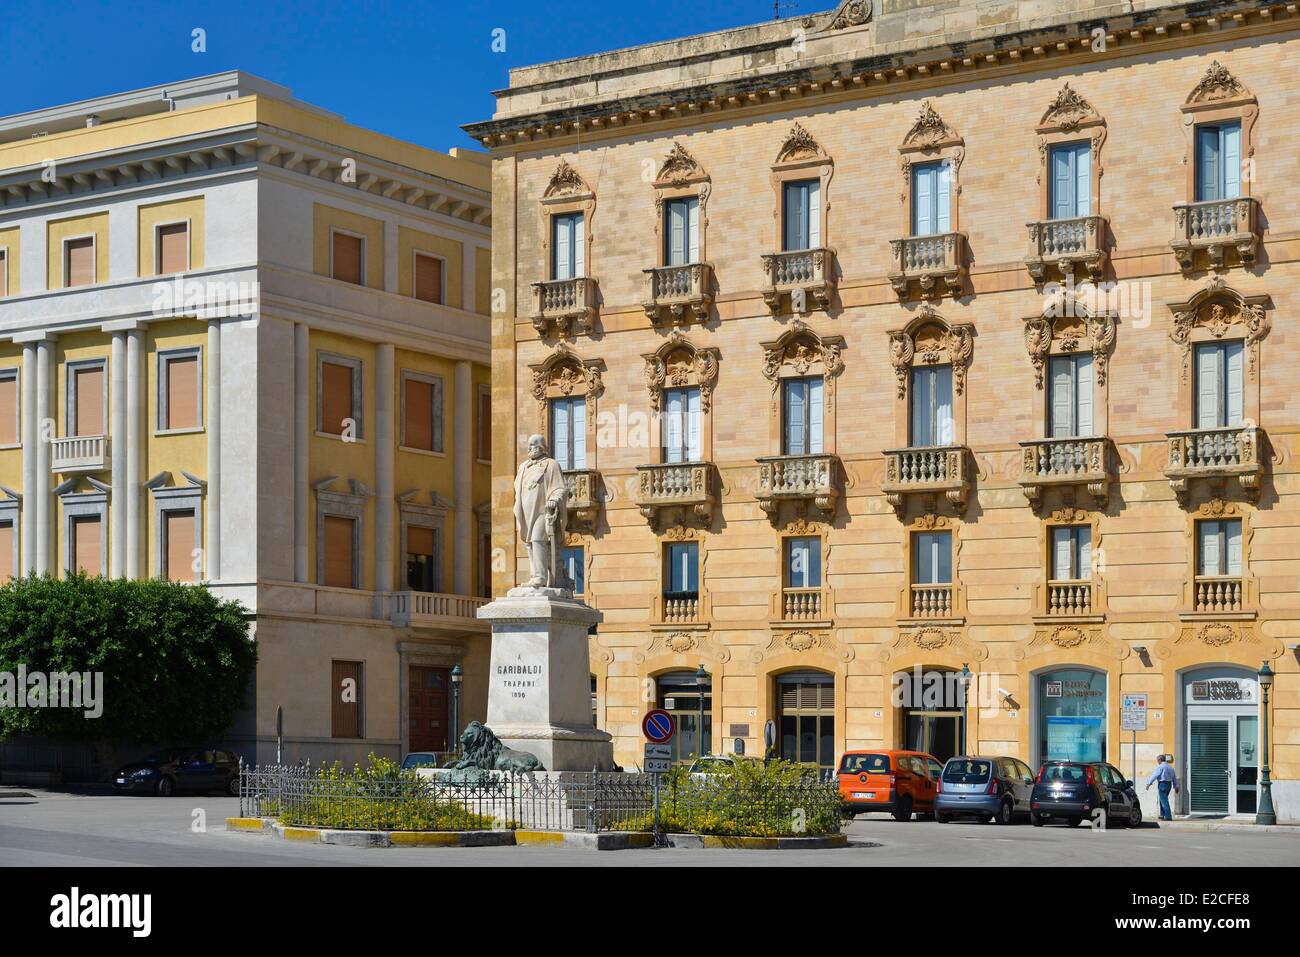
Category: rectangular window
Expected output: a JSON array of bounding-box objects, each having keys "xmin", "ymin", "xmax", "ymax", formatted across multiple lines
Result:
[
  {"xmin": 664, "ymin": 197, "xmax": 700, "ymax": 266},
  {"xmin": 562, "ymin": 545, "xmax": 584, "ymax": 594},
  {"xmin": 549, "ymin": 396, "xmax": 586, "ymax": 470},
  {"xmin": 71, "ymin": 515, "xmax": 102, "ymax": 577},
  {"xmin": 320, "ymin": 358, "xmax": 358, "ymax": 437},
  {"xmin": 406, "ymin": 525, "xmax": 439, "ymax": 592},
  {"xmin": 1050, "ymin": 525, "xmax": 1092, "ymax": 581},
  {"xmin": 1194, "ymin": 341, "xmax": 1244, "ymax": 429},
  {"xmin": 413, "ymin": 252, "xmax": 444, "ymax": 304},
  {"xmin": 0, "ymin": 249, "xmax": 8, "ymax": 297},
  {"xmin": 323, "ymin": 515, "xmax": 356, "ymax": 588},
  {"xmin": 786, "ymin": 536, "xmax": 821, "ymax": 589},
  {"xmin": 1195, "ymin": 121, "xmax": 1242, "ymax": 202},
  {"xmin": 164, "ymin": 509, "xmax": 197, "ymax": 583},
  {"xmin": 1049, "ymin": 142, "xmax": 1092, "ymax": 219},
  {"xmin": 1197, "ymin": 519, "xmax": 1242, "ymax": 577},
  {"xmin": 402, "ymin": 374, "xmax": 443, "ymax": 453},
  {"xmin": 913, "ymin": 531, "xmax": 952, "ymax": 585},
  {"xmin": 70, "ymin": 362, "xmax": 106, "ymax": 437},
  {"xmin": 156, "ymin": 222, "xmax": 190, "ymax": 275},
  {"xmin": 782, "ymin": 179, "xmax": 821, "ymax": 251},
  {"xmin": 0, "ymin": 521, "xmax": 13, "ymax": 583},
  {"xmin": 911, "ymin": 161, "xmax": 952, "ymax": 236},
  {"xmin": 64, "ymin": 236, "xmax": 95, "ymax": 287},
  {"xmin": 331, "ymin": 660, "xmax": 363, "ymax": 739},
  {"xmin": 665, "ymin": 541, "xmax": 699, "ymax": 597},
  {"xmin": 331, "ymin": 231, "xmax": 364, "ymax": 285},
  {"xmin": 1048, "ymin": 353, "xmax": 1094, "ymax": 438},
  {"xmin": 0, "ymin": 369, "xmax": 17, "ymax": 446},
  {"xmin": 160, "ymin": 351, "xmax": 200, "ymax": 431},
  {"xmin": 781, "ymin": 377, "xmax": 824, "ymax": 456},
  {"xmin": 909, "ymin": 365, "xmax": 953, "ymax": 447},
  {"xmin": 476, "ymin": 385, "xmax": 491, "ymax": 462},
  {"xmin": 551, "ymin": 212, "xmax": 585, "ymax": 280},
  {"xmin": 662, "ymin": 386, "xmax": 701, "ymax": 464}
]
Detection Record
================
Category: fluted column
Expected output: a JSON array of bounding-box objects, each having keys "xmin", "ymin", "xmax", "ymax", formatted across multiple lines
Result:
[
  {"xmin": 125, "ymin": 331, "xmax": 142, "ymax": 577},
  {"xmin": 110, "ymin": 332, "xmax": 126, "ymax": 577},
  {"xmin": 206, "ymin": 319, "xmax": 221, "ymax": 581},
  {"xmin": 34, "ymin": 339, "xmax": 52, "ymax": 575},
  {"xmin": 375, "ymin": 343, "xmax": 395, "ymax": 593},
  {"xmin": 293, "ymin": 323, "xmax": 309, "ymax": 582},
  {"xmin": 20, "ymin": 342, "xmax": 36, "ymax": 574},
  {"xmin": 453, "ymin": 360, "xmax": 472, "ymax": 595}
]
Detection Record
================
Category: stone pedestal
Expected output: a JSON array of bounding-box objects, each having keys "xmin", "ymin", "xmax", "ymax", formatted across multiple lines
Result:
[{"xmin": 478, "ymin": 587, "xmax": 615, "ymax": 771}]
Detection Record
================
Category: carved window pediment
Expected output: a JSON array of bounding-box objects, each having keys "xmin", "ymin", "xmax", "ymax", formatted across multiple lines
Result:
[
  {"xmin": 822, "ymin": 0, "xmax": 873, "ymax": 30},
  {"xmin": 1023, "ymin": 302, "xmax": 1116, "ymax": 389},
  {"xmin": 654, "ymin": 143, "xmax": 709, "ymax": 190},
  {"xmin": 1038, "ymin": 83, "xmax": 1104, "ymax": 135},
  {"xmin": 1168, "ymin": 278, "xmax": 1269, "ymax": 384},
  {"xmin": 642, "ymin": 332, "xmax": 720, "ymax": 413},
  {"xmin": 542, "ymin": 158, "xmax": 593, "ymax": 200},
  {"xmin": 1183, "ymin": 60, "xmax": 1256, "ymax": 111},
  {"xmin": 887, "ymin": 307, "xmax": 973, "ymax": 399},
  {"xmin": 774, "ymin": 123, "xmax": 831, "ymax": 169},
  {"xmin": 529, "ymin": 343, "xmax": 605, "ymax": 423},
  {"xmin": 901, "ymin": 101, "xmax": 962, "ymax": 154},
  {"xmin": 760, "ymin": 322, "xmax": 845, "ymax": 391}
]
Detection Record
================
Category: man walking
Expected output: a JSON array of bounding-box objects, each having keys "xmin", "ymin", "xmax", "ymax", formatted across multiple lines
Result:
[{"xmin": 1145, "ymin": 754, "xmax": 1180, "ymax": 821}]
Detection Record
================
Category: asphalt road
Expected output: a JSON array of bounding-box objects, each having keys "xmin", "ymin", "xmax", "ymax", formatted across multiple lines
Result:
[{"xmin": 1, "ymin": 790, "xmax": 1298, "ymax": 866}]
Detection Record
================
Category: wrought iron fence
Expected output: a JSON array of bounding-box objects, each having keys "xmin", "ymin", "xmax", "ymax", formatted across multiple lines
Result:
[{"xmin": 238, "ymin": 763, "xmax": 844, "ymax": 837}]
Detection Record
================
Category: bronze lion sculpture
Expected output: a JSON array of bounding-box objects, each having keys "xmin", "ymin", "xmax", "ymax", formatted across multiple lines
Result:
[{"xmin": 451, "ymin": 721, "xmax": 544, "ymax": 774}]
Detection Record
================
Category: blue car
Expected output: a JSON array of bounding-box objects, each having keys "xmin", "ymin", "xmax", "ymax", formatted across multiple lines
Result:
[
  {"xmin": 1030, "ymin": 760, "xmax": 1143, "ymax": 828},
  {"xmin": 935, "ymin": 755, "xmax": 1035, "ymax": 825}
]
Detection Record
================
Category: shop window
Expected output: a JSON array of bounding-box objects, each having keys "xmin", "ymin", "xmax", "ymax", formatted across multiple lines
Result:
[
  {"xmin": 1036, "ymin": 668, "xmax": 1106, "ymax": 763},
  {"xmin": 777, "ymin": 672, "xmax": 834, "ymax": 771}
]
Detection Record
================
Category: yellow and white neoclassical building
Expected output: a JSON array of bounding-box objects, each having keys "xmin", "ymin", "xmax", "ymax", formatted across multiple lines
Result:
[{"xmin": 0, "ymin": 72, "xmax": 493, "ymax": 767}]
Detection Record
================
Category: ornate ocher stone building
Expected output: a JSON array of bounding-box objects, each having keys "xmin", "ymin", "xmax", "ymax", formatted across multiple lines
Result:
[{"xmin": 468, "ymin": 0, "xmax": 1300, "ymax": 820}]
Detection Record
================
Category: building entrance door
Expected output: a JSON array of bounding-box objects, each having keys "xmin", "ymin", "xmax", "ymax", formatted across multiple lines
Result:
[
  {"xmin": 409, "ymin": 666, "xmax": 450, "ymax": 753},
  {"xmin": 1183, "ymin": 667, "xmax": 1258, "ymax": 816},
  {"xmin": 1189, "ymin": 719, "xmax": 1229, "ymax": 813},
  {"xmin": 904, "ymin": 712, "xmax": 963, "ymax": 764}
]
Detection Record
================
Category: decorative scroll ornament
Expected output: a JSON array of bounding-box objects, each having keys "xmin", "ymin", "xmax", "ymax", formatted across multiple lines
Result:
[
  {"xmin": 1039, "ymin": 83, "xmax": 1101, "ymax": 132},
  {"xmin": 1017, "ymin": 624, "xmax": 1127, "ymax": 661},
  {"xmin": 528, "ymin": 343, "xmax": 604, "ymax": 423},
  {"xmin": 890, "ymin": 307, "xmax": 973, "ymax": 398},
  {"xmin": 760, "ymin": 323, "xmax": 845, "ymax": 392},
  {"xmin": 642, "ymin": 332, "xmax": 720, "ymax": 414},
  {"xmin": 776, "ymin": 123, "xmax": 828, "ymax": 165},
  {"xmin": 1186, "ymin": 61, "xmax": 1248, "ymax": 105},
  {"xmin": 1023, "ymin": 310, "xmax": 1116, "ymax": 389},
  {"xmin": 543, "ymin": 159, "xmax": 591, "ymax": 198},
  {"xmin": 655, "ymin": 142, "xmax": 707, "ymax": 188},
  {"xmin": 635, "ymin": 629, "xmax": 731, "ymax": 665},
  {"xmin": 903, "ymin": 102, "xmax": 959, "ymax": 149},
  {"xmin": 754, "ymin": 629, "xmax": 853, "ymax": 663},
  {"xmin": 826, "ymin": 0, "xmax": 873, "ymax": 30},
  {"xmin": 1169, "ymin": 279, "xmax": 1269, "ymax": 384}
]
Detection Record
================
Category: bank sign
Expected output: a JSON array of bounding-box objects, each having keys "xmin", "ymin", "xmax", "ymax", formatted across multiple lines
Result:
[{"xmin": 1187, "ymin": 678, "xmax": 1256, "ymax": 704}]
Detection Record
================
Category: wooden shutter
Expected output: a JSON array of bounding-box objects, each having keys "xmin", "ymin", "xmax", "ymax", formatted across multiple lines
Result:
[
  {"xmin": 572, "ymin": 214, "xmax": 585, "ymax": 278},
  {"xmin": 157, "ymin": 222, "xmax": 189, "ymax": 274},
  {"xmin": 1222, "ymin": 123, "xmax": 1242, "ymax": 200},
  {"xmin": 808, "ymin": 377, "xmax": 824, "ymax": 454},
  {"xmin": 1225, "ymin": 520, "xmax": 1243, "ymax": 576},
  {"xmin": 552, "ymin": 215, "xmax": 571, "ymax": 279},
  {"xmin": 934, "ymin": 163, "xmax": 951, "ymax": 233},
  {"xmin": 910, "ymin": 367, "xmax": 932, "ymax": 447},
  {"xmin": 165, "ymin": 354, "xmax": 199, "ymax": 430},
  {"xmin": 1074, "ymin": 145, "xmax": 1091, "ymax": 217},
  {"xmin": 0, "ymin": 522, "xmax": 12, "ymax": 583},
  {"xmin": 1196, "ymin": 126, "xmax": 1220, "ymax": 202},
  {"xmin": 687, "ymin": 197, "xmax": 700, "ymax": 263},
  {"xmin": 331, "ymin": 232, "xmax": 363, "ymax": 285},
  {"xmin": 408, "ymin": 525, "xmax": 435, "ymax": 559},
  {"xmin": 1050, "ymin": 356, "xmax": 1073, "ymax": 438},
  {"xmin": 165, "ymin": 510, "xmax": 196, "ymax": 582},
  {"xmin": 1195, "ymin": 344, "xmax": 1222, "ymax": 429},
  {"xmin": 0, "ymin": 372, "xmax": 16, "ymax": 446},
  {"xmin": 74, "ymin": 365, "xmax": 104, "ymax": 437},
  {"xmin": 321, "ymin": 361, "xmax": 353, "ymax": 435},
  {"xmin": 686, "ymin": 387, "xmax": 701, "ymax": 463},
  {"xmin": 783, "ymin": 379, "xmax": 806, "ymax": 456},
  {"xmin": 913, "ymin": 165, "xmax": 934, "ymax": 236},
  {"xmin": 73, "ymin": 516, "xmax": 101, "ymax": 576},
  {"xmin": 404, "ymin": 377, "xmax": 434, "ymax": 451},
  {"xmin": 1198, "ymin": 520, "xmax": 1221, "ymax": 576},
  {"xmin": 414, "ymin": 253, "xmax": 443, "ymax": 304},
  {"xmin": 477, "ymin": 389, "xmax": 491, "ymax": 460},
  {"xmin": 331, "ymin": 661, "xmax": 362, "ymax": 738},
  {"xmin": 569, "ymin": 394, "xmax": 585, "ymax": 469},
  {"xmin": 1225, "ymin": 341, "xmax": 1244, "ymax": 427},
  {"xmin": 1075, "ymin": 355, "xmax": 1094, "ymax": 436},
  {"xmin": 666, "ymin": 200, "xmax": 687, "ymax": 266},
  {"xmin": 323, "ymin": 515, "xmax": 355, "ymax": 588},
  {"xmin": 664, "ymin": 390, "xmax": 684, "ymax": 463},
  {"xmin": 65, "ymin": 237, "xmax": 95, "ymax": 287},
  {"xmin": 550, "ymin": 398, "xmax": 571, "ymax": 469},
  {"xmin": 934, "ymin": 366, "xmax": 954, "ymax": 446},
  {"xmin": 807, "ymin": 181, "xmax": 821, "ymax": 247},
  {"xmin": 1051, "ymin": 527, "xmax": 1073, "ymax": 580},
  {"xmin": 1051, "ymin": 146, "xmax": 1074, "ymax": 220},
  {"xmin": 1076, "ymin": 526, "xmax": 1092, "ymax": 579}
]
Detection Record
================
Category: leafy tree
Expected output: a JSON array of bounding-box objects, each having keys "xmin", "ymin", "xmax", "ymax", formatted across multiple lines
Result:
[{"xmin": 0, "ymin": 575, "xmax": 255, "ymax": 743}]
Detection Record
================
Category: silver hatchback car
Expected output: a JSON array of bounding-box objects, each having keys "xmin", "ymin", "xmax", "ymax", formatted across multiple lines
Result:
[{"xmin": 935, "ymin": 755, "xmax": 1036, "ymax": 825}]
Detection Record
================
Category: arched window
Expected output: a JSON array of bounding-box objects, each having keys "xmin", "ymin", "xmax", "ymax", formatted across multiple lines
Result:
[{"xmin": 1035, "ymin": 667, "xmax": 1107, "ymax": 763}]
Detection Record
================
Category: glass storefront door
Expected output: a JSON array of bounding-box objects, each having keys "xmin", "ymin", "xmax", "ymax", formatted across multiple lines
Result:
[
  {"xmin": 1183, "ymin": 667, "xmax": 1259, "ymax": 816},
  {"xmin": 904, "ymin": 712, "xmax": 963, "ymax": 764},
  {"xmin": 1036, "ymin": 668, "xmax": 1107, "ymax": 763},
  {"xmin": 777, "ymin": 674, "xmax": 835, "ymax": 772},
  {"xmin": 659, "ymin": 673, "xmax": 711, "ymax": 766}
]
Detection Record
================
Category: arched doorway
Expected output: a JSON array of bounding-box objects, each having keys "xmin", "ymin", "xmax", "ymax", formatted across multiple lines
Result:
[
  {"xmin": 1181, "ymin": 665, "xmax": 1259, "ymax": 816},
  {"xmin": 775, "ymin": 670, "xmax": 835, "ymax": 773},
  {"xmin": 1034, "ymin": 667, "xmax": 1107, "ymax": 764},
  {"xmin": 657, "ymin": 671, "xmax": 711, "ymax": 766},
  {"xmin": 894, "ymin": 666, "xmax": 964, "ymax": 764}
]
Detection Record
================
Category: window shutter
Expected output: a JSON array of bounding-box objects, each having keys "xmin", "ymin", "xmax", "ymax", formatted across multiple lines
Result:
[
  {"xmin": 913, "ymin": 165, "xmax": 933, "ymax": 236},
  {"xmin": 687, "ymin": 197, "xmax": 700, "ymax": 263},
  {"xmin": 1198, "ymin": 520, "xmax": 1221, "ymax": 577},
  {"xmin": 158, "ymin": 223, "xmax": 189, "ymax": 274},
  {"xmin": 74, "ymin": 365, "xmax": 104, "ymax": 437},
  {"xmin": 935, "ymin": 163, "xmax": 951, "ymax": 233},
  {"xmin": 573, "ymin": 213, "xmax": 585, "ymax": 278},
  {"xmin": 323, "ymin": 515, "xmax": 355, "ymax": 588},
  {"xmin": 73, "ymin": 516, "xmax": 101, "ymax": 576},
  {"xmin": 664, "ymin": 389, "xmax": 684, "ymax": 464},
  {"xmin": 807, "ymin": 181, "xmax": 821, "ymax": 247},
  {"xmin": 1196, "ymin": 126, "xmax": 1220, "ymax": 202},
  {"xmin": 787, "ymin": 538, "xmax": 805, "ymax": 587},
  {"xmin": 0, "ymin": 250, "xmax": 7, "ymax": 297},
  {"xmin": 937, "ymin": 531, "xmax": 952, "ymax": 583},
  {"xmin": 404, "ymin": 378, "xmax": 434, "ymax": 451},
  {"xmin": 915, "ymin": 532, "xmax": 935, "ymax": 584},
  {"xmin": 0, "ymin": 522, "xmax": 11, "ymax": 583},
  {"xmin": 408, "ymin": 526, "xmax": 435, "ymax": 559},
  {"xmin": 935, "ymin": 366, "xmax": 954, "ymax": 446},
  {"xmin": 685, "ymin": 542, "xmax": 698, "ymax": 592},
  {"xmin": 1051, "ymin": 527, "xmax": 1073, "ymax": 580},
  {"xmin": 1050, "ymin": 356, "xmax": 1073, "ymax": 438},
  {"xmin": 570, "ymin": 395, "xmax": 586, "ymax": 469},
  {"xmin": 165, "ymin": 354, "xmax": 199, "ymax": 430},
  {"xmin": 553, "ymin": 216, "xmax": 571, "ymax": 280},
  {"xmin": 331, "ymin": 233, "xmax": 363, "ymax": 285},
  {"xmin": 686, "ymin": 387, "xmax": 701, "ymax": 463},
  {"xmin": 1051, "ymin": 146, "xmax": 1073, "ymax": 221},
  {"xmin": 1075, "ymin": 354, "xmax": 1094, "ymax": 436},
  {"xmin": 1225, "ymin": 340, "xmax": 1244, "ymax": 427},
  {"xmin": 165, "ymin": 510, "xmax": 196, "ymax": 582},
  {"xmin": 331, "ymin": 661, "xmax": 362, "ymax": 739},
  {"xmin": 1222, "ymin": 123, "xmax": 1242, "ymax": 200},
  {"xmin": 806, "ymin": 538, "xmax": 821, "ymax": 587},
  {"xmin": 0, "ymin": 373, "xmax": 17, "ymax": 446},
  {"xmin": 783, "ymin": 182, "xmax": 803, "ymax": 251},
  {"xmin": 321, "ymin": 361, "xmax": 354, "ymax": 436},
  {"xmin": 65, "ymin": 237, "xmax": 94, "ymax": 287},
  {"xmin": 414, "ymin": 253, "xmax": 443, "ymax": 303},
  {"xmin": 784, "ymin": 379, "xmax": 806, "ymax": 455},
  {"xmin": 808, "ymin": 377, "xmax": 824, "ymax": 454},
  {"xmin": 1074, "ymin": 144, "xmax": 1092, "ymax": 217},
  {"xmin": 1195, "ymin": 344, "xmax": 1222, "ymax": 430},
  {"xmin": 1076, "ymin": 526, "xmax": 1093, "ymax": 579},
  {"xmin": 1225, "ymin": 520, "xmax": 1242, "ymax": 576},
  {"xmin": 550, "ymin": 399, "xmax": 571, "ymax": 469},
  {"xmin": 666, "ymin": 200, "xmax": 687, "ymax": 266}
]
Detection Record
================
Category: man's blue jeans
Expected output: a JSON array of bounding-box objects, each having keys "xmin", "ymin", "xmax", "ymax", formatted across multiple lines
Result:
[{"xmin": 1157, "ymin": 780, "xmax": 1173, "ymax": 820}]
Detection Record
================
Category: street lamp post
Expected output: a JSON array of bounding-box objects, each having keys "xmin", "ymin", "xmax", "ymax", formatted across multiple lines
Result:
[
  {"xmin": 960, "ymin": 663, "xmax": 971, "ymax": 755},
  {"xmin": 695, "ymin": 664, "xmax": 710, "ymax": 760},
  {"xmin": 450, "ymin": 664, "xmax": 463, "ymax": 755},
  {"xmin": 1256, "ymin": 661, "xmax": 1276, "ymax": 826}
]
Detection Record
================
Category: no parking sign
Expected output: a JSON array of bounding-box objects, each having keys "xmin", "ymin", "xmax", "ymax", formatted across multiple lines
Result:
[{"xmin": 642, "ymin": 709, "xmax": 675, "ymax": 744}]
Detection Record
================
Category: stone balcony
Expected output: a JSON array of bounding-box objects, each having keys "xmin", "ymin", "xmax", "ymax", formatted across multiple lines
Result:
[
  {"xmin": 563, "ymin": 468, "xmax": 601, "ymax": 532},
  {"xmin": 888, "ymin": 232, "xmax": 967, "ymax": 300},
  {"xmin": 530, "ymin": 276, "xmax": 598, "ymax": 337},
  {"xmin": 760, "ymin": 247, "xmax": 835, "ymax": 315},
  {"xmin": 51, "ymin": 435, "xmax": 109, "ymax": 473},
  {"xmin": 1044, "ymin": 580, "xmax": 1096, "ymax": 618},
  {"xmin": 1018, "ymin": 436, "xmax": 1111, "ymax": 509},
  {"xmin": 776, "ymin": 586, "xmax": 831, "ymax": 625},
  {"xmin": 635, "ymin": 461, "xmax": 716, "ymax": 529},
  {"xmin": 881, "ymin": 445, "xmax": 970, "ymax": 516},
  {"xmin": 1191, "ymin": 575, "xmax": 1245, "ymax": 616},
  {"xmin": 1165, "ymin": 426, "xmax": 1264, "ymax": 506},
  {"xmin": 908, "ymin": 583, "xmax": 955, "ymax": 619},
  {"xmin": 755, "ymin": 453, "xmax": 841, "ymax": 520},
  {"xmin": 1025, "ymin": 215, "xmax": 1107, "ymax": 285},
  {"xmin": 1170, "ymin": 197, "xmax": 1260, "ymax": 272},
  {"xmin": 390, "ymin": 591, "xmax": 490, "ymax": 633},
  {"xmin": 641, "ymin": 263, "xmax": 713, "ymax": 326}
]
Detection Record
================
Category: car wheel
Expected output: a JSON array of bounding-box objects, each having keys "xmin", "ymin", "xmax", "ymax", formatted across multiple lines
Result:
[
  {"xmin": 935, "ymin": 812, "xmax": 950, "ymax": 824},
  {"xmin": 1068, "ymin": 815, "xmax": 1083, "ymax": 827},
  {"xmin": 1128, "ymin": 802, "xmax": 1142, "ymax": 828},
  {"xmin": 155, "ymin": 776, "xmax": 175, "ymax": 797},
  {"xmin": 892, "ymin": 796, "xmax": 913, "ymax": 822},
  {"xmin": 995, "ymin": 798, "xmax": 1015, "ymax": 826},
  {"xmin": 1031, "ymin": 814, "xmax": 1045, "ymax": 827},
  {"xmin": 227, "ymin": 774, "xmax": 241, "ymax": 797}
]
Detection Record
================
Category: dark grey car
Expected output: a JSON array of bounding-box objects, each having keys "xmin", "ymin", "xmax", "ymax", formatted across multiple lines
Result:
[{"xmin": 935, "ymin": 755, "xmax": 1036, "ymax": 824}]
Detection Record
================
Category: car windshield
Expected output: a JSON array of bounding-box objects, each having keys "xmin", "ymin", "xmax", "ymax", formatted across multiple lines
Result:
[
  {"xmin": 691, "ymin": 759, "xmax": 732, "ymax": 773},
  {"xmin": 840, "ymin": 754, "xmax": 890, "ymax": 774},
  {"xmin": 402, "ymin": 754, "xmax": 439, "ymax": 769},
  {"xmin": 942, "ymin": 759, "xmax": 992, "ymax": 783},
  {"xmin": 143, "ymin": 749, "xmax": 185, "ymax": 763},
  {"xmin": 1040, "ymin": 763, "xmax": 1086, "ymax": 783}
]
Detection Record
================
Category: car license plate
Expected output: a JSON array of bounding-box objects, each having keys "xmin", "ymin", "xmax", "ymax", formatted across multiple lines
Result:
[{"xmin": 852, "ymin": 792, "xmax": 875, "ymax": 799}]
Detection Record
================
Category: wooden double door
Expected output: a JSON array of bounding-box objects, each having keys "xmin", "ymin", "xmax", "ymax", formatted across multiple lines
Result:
[{"xmin": 409, "ymin": 666, "xmax": 451, "ymax": 753}]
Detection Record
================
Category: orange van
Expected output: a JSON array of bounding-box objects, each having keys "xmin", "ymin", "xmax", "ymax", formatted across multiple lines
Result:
[{"xmin": 838, "ymin": 750, "xmax": 944, "ymax": 821}]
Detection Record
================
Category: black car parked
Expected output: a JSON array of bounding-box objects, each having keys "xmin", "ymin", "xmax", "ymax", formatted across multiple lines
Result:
[
  {"xmin": 113, "ymin": 748, "xmax": 241, "ymax": 797},
  {"xmin": 1030, "ymin": 760, "xmax": 1142, "ymax": 827}
]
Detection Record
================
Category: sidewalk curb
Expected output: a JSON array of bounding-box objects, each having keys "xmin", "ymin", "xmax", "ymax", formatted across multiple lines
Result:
[
  {"xmin": 515, "ymin": 830, "xmax": 654, "ymax": 850},
  {"xmin": 665, "ymin": 833, "xmax": 849, "ymax": 850},
  {"xmin": 1155, "ymin": 820, "xmax": 1300, "ymax": 835}
]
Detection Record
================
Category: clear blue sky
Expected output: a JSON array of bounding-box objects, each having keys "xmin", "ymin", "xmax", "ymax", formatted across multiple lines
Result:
[{"xmin": 0, "ymin": 0, "xmax": 809, "ymax": 153}]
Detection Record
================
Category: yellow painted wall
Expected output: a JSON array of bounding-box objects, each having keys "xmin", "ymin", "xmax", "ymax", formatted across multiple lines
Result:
[
  {"xmin": 475, "ymin": 247, "xmax": 491, "ymax": 316},
  {"xmin": 46, "ymin": 213, "xmax": 109, "ymax": 290},
  {"xmin": 312, "ymin": 204, "xmax": 384, "ymax": 290},
  {"xmin": 137, "ymin": 197, "xmax": 206, "ymax": 276},
  {"xmin": 0, "ymin": 343, "xmax": 24, "ymax": 493},
  {"xmin": 0, "ymin": 226, "xmax": 20, "ymax": 296},
  {"xmin": 53, "ymin": 332, "xmax": 112, "ymax": 575},
  {"xmin": 397, "ymin": 227, "xmax": 462, "ymax": 309}
]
